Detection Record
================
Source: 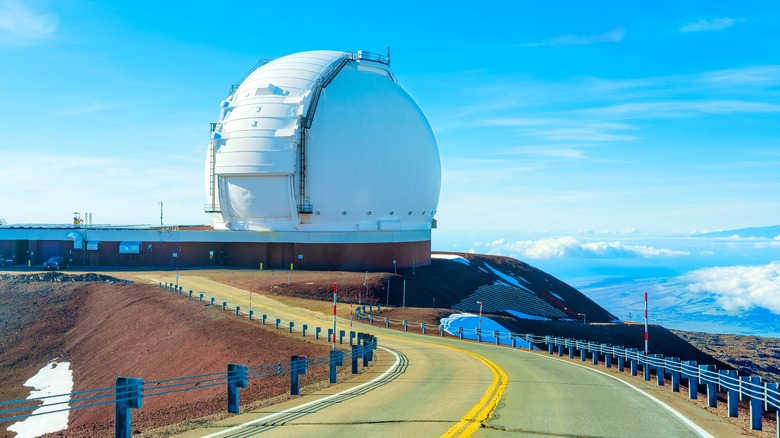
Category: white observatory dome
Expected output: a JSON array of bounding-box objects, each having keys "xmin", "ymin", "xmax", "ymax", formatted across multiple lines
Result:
[{"xmin": 206, "ymin": 50, "xmax": 441, "ymax": 234}]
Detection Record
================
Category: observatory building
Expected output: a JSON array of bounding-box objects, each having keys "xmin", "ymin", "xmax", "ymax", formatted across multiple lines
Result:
[{"xmin": 0, "ymin": 50, "xmax": 441, "ymax": 270}]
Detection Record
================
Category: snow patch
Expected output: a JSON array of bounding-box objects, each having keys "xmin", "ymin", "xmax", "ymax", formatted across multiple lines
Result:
[
  {"xmin": 505, "ymin": 310, "xmax": 552, "ymax": 321},
  {"xmin": 547, "ymin": 291, "xmax": 564, "ymax": 301},
  {"xmin": 440, "ymin": 313, "xmax": 534, "ymax": 348},
  {"xmin": 9, "ymin": 361, "xmax": 73, "ymax": 437},
  {"xmin": 482, "ymin": 263, "xmax": 526, "ymax": 289},
  {"xmin": 431, "ymin": 253, "xmax": 470, "ymax": 265}
]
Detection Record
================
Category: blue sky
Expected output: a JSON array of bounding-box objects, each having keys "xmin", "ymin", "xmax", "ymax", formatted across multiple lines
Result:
[
  {"xmin": 1, "ymin": 0, "xmax": 779, "ymax": 333},
  {"xmin": 1, "ymin": 0, "xmax": 778, "ymax": 234}
]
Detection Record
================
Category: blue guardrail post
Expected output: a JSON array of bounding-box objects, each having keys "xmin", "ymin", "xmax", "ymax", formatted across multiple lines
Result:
[
  {"xmin": 115, "ymin": 377, "xmax": 143, "ymax": 438},
  {"xmin": 227, "ymin": 364, "xmax": 248, "ymax": 413},
  {"xmin": 723, "ymin": 369, "xmax": 738, "ymax": 417},
  {"xmin": 653, "ymin": 354, "xmax": 665, "ymax": 386},
  {"xmin": 290, "ymin": 356, "xmax": 300, "ymax": 395},
  {"xmin": 315, "ymin": 326, "xmax": 321, "ymax": 340},
  {"xmin": 361, "ymin": 334, "xmax": 370, "ymax": 366},
  {"xmin": 669, "ymin": 357, "xmax": 681, "ymax": 392},
  {"xmin": 748, "ymin": 376, "xmax": 763, "ymax": 430},
  {"xmin": 339, "ymin": 330, "xmax": 345, "ymax": 344},
  {"xmin": 700, "ymin": 365, "xmax": 717, "ymax": 407},
  {"xmin": 290, "ymin": 355, "xmax": 308, "ymax": 396},
  {"xmin": 330, "ymin": 350, "xmax": 343, "ymax": 383},
  {"xmin": 684, "ymin": 360, "xmax": 698, "ymax": 399},
  {"xmin": 351, "ymin": 345, "xmax": 359, "ymax": 374}
]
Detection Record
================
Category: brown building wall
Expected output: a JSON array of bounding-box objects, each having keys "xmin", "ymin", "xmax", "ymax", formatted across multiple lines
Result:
[{"xmin": 4, "ymin": 239, "xmax": 431, "ymax": 270}]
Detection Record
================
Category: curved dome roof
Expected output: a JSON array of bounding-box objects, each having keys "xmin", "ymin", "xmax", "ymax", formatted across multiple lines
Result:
[{"xmin": 206, "ymin": 50, "xmax": 441, "ymax": 234}]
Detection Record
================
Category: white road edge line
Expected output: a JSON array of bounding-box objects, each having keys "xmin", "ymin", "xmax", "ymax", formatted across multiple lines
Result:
[
  {"xmin": 200, "ymin": 346, "xmax": 401, "ymax": 438},
  {"xmin": 546, "ymin": 354, "xmax": 715, "ymax": 438}
]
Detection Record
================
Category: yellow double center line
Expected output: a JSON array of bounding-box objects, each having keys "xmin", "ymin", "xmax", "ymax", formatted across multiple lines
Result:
[
  {"xmin": 383, "ymin": 333, "xmax": 508, "ymax": 437},
  {"xmin": 440, "ymin": 346, "xmax": 507, "ymax": 437}
]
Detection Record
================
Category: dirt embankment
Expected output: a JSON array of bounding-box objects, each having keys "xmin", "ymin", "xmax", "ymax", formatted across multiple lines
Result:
[{"xmin": 0, "ymin": 275, "xmax": 332, "ymax": 437}]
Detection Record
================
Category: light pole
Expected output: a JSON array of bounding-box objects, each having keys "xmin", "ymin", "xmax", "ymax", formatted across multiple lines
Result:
[
  {"xmin": 393, "ymin": 259, "xmax": 396, "ymax": 275},
  {"xmin": 578, "ymin": 313, "xmax": 587, "ymax": 325},
  {"xmin": 477, "ymin": 301, "xmax": 483, "ymax": 332}
]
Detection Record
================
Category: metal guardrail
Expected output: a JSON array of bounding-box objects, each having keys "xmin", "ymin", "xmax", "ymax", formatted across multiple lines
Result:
[
  {"xmin": 353, "ymin": 308, "xmax": 779, "ymax": 433},
  {"xmin": 538, "ymin": 336, "xmax": 780, "ymax": 432}
]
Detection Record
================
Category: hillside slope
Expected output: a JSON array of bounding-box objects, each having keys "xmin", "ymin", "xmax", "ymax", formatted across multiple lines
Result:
[
  {"xmin": 219, "ymin": 252, "xmax": 620, "ymax": 323},
  {"xmin": 392, "ymin": 253, "xmax": 619, "ymax": 322},
  {"xmin": 0, "ymin": 274, "xmax": 329, "ymax": 437}
]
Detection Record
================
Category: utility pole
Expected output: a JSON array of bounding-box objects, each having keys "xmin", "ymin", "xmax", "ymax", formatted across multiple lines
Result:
[
  {"xmin": 402, "ymin": 279, "xmax": 406, "ymax": 309},
  {"xmin": 477, "ymin": 301, "xmax": 483, "ymax": 332},
  {"xmin": 158, "ymin": 201, "xmax": 164, "ymax": 226}
]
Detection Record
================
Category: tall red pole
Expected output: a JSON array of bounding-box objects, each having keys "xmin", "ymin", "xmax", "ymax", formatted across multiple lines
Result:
[
  {"xmin": 332, "ymin": 284, "xmax": 338, "ymax": 350},
  {"xmin": 644, "ymin": 292, "xmax": 649, "ymax": 356}
]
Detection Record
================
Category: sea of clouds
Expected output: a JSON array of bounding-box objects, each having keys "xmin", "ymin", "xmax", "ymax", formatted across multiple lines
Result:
[{"xmin": 434, "ymin": 231, "xmax": 780, "ymax": 337}]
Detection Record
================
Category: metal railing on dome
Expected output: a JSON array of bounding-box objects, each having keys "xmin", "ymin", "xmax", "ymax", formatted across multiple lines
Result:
[
  {"xmin": 355, "ymin": 50, "xmax": 390, "ymax": 65},
  {"xmin": 228, "ymin": 58, "xmax": 271, "ymax": 95}
]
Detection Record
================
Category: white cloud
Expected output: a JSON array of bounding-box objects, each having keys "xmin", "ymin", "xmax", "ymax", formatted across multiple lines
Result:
[
  {"xmin": 526, "ymin": 27, "xmax": 625, "ymax": 47},
  {"xmin": 0, "ymin": 1, "xmax": 58, "ymax": 40},
  {"xmin": 683, "ymin": 263, "xmax": 780, "ymax": 313},
  {"xmin": 680, "ymin": 18, "xmax": 742, "ymax": 33},
  {"xmin": 484, "ymin": 236, "xmax": 688, "ymax": 259}
]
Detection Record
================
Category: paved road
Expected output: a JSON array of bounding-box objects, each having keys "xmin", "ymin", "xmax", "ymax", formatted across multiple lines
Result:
[{"xmin": 138, "ymin": 274, "xmax": 713, "ymax": 438}]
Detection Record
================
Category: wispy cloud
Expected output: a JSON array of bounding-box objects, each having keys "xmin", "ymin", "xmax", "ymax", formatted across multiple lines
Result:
[
  {"xmin": 485, "ymin": 118, "xmax": 638, "ymax": 143},
  {"xmin": 578, "ymin": 100, "xmax": 780, "ymax": 120},
  {"xmin": 680, "ymin": 17, "xmax": 743, "ymax": 33},
  {"xmin": 483, "ymin": 236, "xmax": 689, "ymax": 259},
  {"xmin": 683, "ymin": 263, "xmax": 780, "ymax": 313},
  {"xmin": 524, "ymin": 27, "xmax": 625, "ymax": 47},
  {"xmin": 0, "ymin": 1, "xmax": 58, "ymax": 41}
]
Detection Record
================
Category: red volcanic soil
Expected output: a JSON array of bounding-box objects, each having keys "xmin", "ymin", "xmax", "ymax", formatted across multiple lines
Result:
[{"xmin": 0, "ymin": 275, "xmax": 331, "ymax": 437}]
